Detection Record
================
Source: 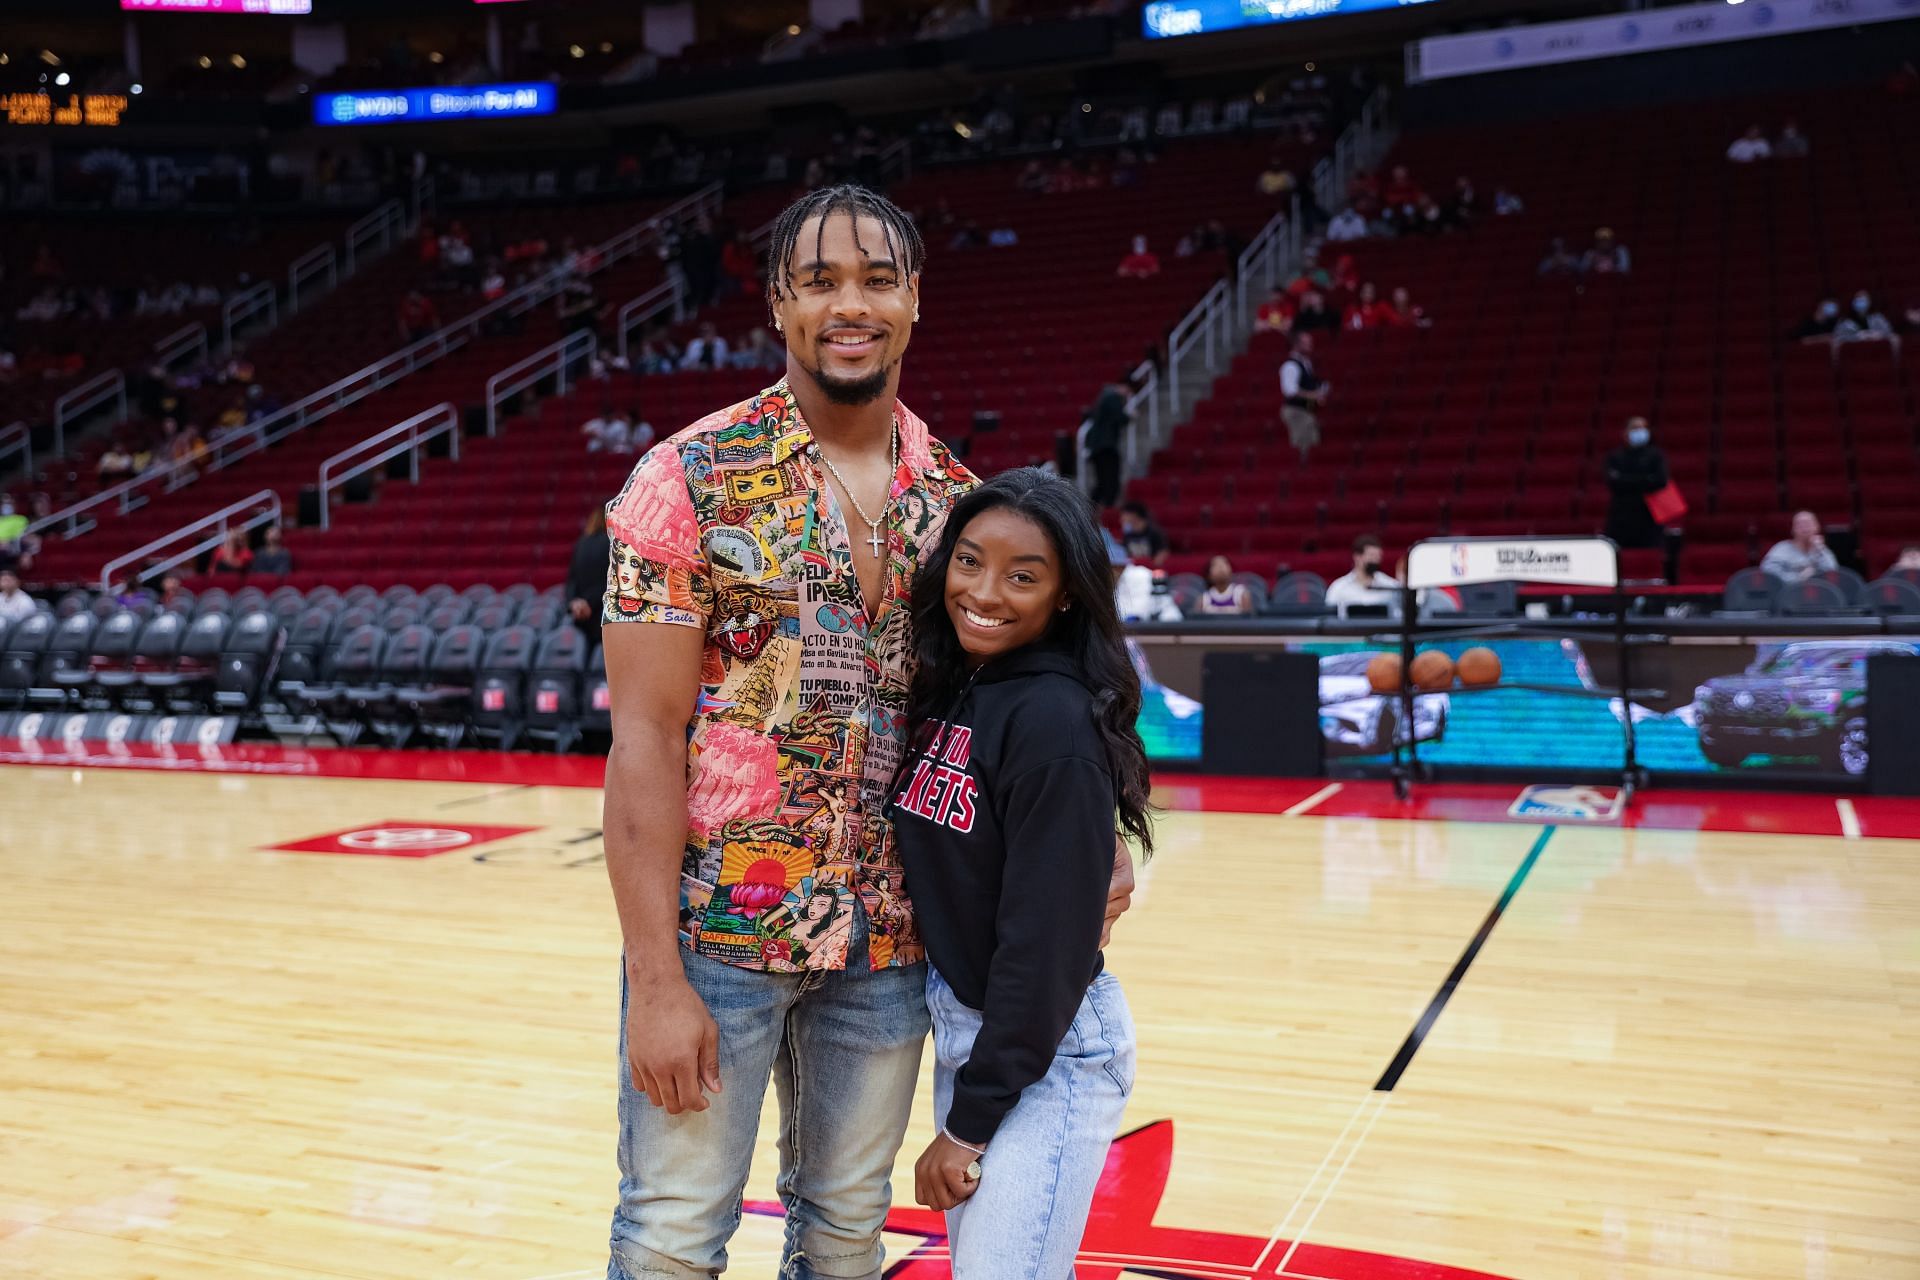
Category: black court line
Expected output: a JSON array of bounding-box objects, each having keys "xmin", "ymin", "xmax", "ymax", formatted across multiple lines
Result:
[
  {"xmin": 1374, "ymin": 824, "xmax": 1557, "ymax": 1092},
  {"xmin": 436, "ymin": 784, "xmax": 536, "ymax": 809}
]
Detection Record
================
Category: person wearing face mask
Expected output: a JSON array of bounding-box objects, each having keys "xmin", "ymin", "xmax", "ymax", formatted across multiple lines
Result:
[
  {"xmin": 1791, "ymin": 298, "xmax": 1842, "ymax": 342},
  {"xmin": 1603, "ymin": 416, "xmax": 1671, "ymax": 549},
  {"xmin": 1326, "ymin": 533, "xmax": 1400, "ymax": 613},
  {"xmin": 1835, "ymin": 291, "xmax": 1893, "ymax": 341}
]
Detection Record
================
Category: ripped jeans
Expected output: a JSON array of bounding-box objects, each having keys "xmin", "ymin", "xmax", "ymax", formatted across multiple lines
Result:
[{"xmin": 607, "ymin": 913, "xmax": 929, "ymax": 1280}]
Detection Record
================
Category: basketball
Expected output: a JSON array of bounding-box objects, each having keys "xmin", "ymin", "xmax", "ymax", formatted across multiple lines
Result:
[
  {"xmin": 1367, "ymin": 652, "xmax": 1404, "ymax": 694},
  {"xmin": 1410, "ymin": 649, "xmax": 1456, "ymax": 691},
  {"xmin": 1457, "ymin": 647, "xmax": 1503, "ymax": 687}
]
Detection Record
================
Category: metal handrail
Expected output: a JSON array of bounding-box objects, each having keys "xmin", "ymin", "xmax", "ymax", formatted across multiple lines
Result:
[
  {"xmin": 877, "ymin": 137, "xmax": 913, "ymax": 183},
  {"xmin": 317, "ymin": 402, "xmax": 459, "ymax": 530},
  {"xmin": 99, "ymin": 488, "xmax": 280, "ymax": 591},
  {"xmin": 345, "ymin": 199, "xmax": 405, "ymax": 276},
  {"xmin": 615, "ymin": 280, "xmax": 686, "ymax": 363},
  {"xmin": 155, "ymin": 322, "xmax": 209, "ymax": 371},
  {"xmin": 0, "ymin": 421, "xmax": 31, "ymax": 481},
  {"xmin": 288, "ymin": 243, "xmax": 338, "ymax": 313},
  {"xmin": 30, "ymin": 181, "xmax": 724, "ymax": 547},
  {"xmin": 52, "ymin": 370, "xmax": 127, "ymax": 459},
  {"xmin": 408, "ymin": 174, "xmax": 436, "ymax": 237},
  {"xmin": 222, "ymin": 280, "xmax": 277, "ymax": 355},
  {"xmin": 487, "ymin": 331, "xmax": 596, "ymax": 438},
  {"xmin": 1124, "ymin": 358, "xmax": 1161, "ymax": 468},
  {"xmin": 1234, "ymin": 208, "xmax": 1291, "ymax": 320},
  {"xmin": 1165, "ymin": 279, "xmax": 1231, "ymax": 410}
]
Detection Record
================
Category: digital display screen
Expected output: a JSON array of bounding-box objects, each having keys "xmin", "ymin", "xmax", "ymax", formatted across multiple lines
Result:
[
  {"xmin": 121, "ymin": 0, "xmax": 313, "ymax": 13},
  {"xmin": 313, "ymin": 82, "xmax": 558, "ymax": 127},
  {"xmin": 2, "ymin": 93, "xmax": 130, "ymax": 127},
  {"xmin": 1132, "ymin": 634, "xmax": 1912, "ymax": 781},
  {"xmin": 1143, "ymin": 0, "xmax": 1440, "ymax": 39}
]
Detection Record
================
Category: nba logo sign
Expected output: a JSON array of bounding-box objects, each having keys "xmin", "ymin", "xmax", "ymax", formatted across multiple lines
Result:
[{"xmin": 1449, "ymin": 544, "xmax": 1472, "ymax": 578}]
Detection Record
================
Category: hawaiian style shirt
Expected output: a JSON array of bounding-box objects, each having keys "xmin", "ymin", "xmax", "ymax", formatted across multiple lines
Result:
[{"xmin": 605, "ymin": 380, "xmax": 977, "ymax": 973}]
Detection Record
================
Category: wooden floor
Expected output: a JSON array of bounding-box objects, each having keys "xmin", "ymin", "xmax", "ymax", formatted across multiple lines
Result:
[{"xmin": 1, "ymin": 763, "xmax": 1915, "ymax": 1280}]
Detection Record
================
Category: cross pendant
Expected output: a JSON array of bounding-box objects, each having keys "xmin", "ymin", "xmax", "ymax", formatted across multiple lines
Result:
[{"xmin": 866, "ymin": 526, "xmax": 886, "ymax": 557}]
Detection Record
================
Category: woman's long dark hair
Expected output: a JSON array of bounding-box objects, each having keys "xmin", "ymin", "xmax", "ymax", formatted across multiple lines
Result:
[{"xmin": 907, "ymin": 468, "xmax": 1155, "ymax": 855}]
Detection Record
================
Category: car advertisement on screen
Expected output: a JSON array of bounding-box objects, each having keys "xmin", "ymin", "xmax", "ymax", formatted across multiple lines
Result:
[{"xmin": 1130, "ymin": 635, "xmax": 1917, "ymax": 779}]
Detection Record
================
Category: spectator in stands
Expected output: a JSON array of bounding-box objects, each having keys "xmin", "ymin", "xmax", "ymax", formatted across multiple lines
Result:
[
  {"xmin": 1116, "ymin": 235, "xmax": 1161, "ymax": 280},
  {"xmin": 0, "ymin": 569, "xmax": 34, "ymax": 624},
  {"xmin": 1761, "ymin": 510, "xmax": 1839, "ymax": 582},
  {"xmin": 1382, "ymin": 287, "xmax": 1430, "ymax": 330},
  {"xmin": 397, "ymin": 290, "xmax": 439, "ymax": 343},
  {"xmin": 1775, "ymin": 121, "xmax": 1810, "ymax": 158},
  {"xmin": 567, "ymin": 503, "xmax": 609, "ymax": 651},
  {"xmin": 1835, "ymin": 290, "xmax": 1894, "ymax": 341},
  {"xmin": 681, "ymin": 216, "xmax": 722, "ymax": 308},
  {"xmin": 1345, "ymin": 282, "xmax": 1384, "ymax": 330},
  {"xmin": 1325, "ymin": 534, "xmax": 1400, "ymax": 612},
  {"xmin": 1291, "ymin": 290, "xmax": 1337, "ymax": 336},
  {"xmin": 732, "ymin": 327, "xmax": 784, "ymax": 371},
  {"xmin": 1119, "ymin": 502, "xmax": 1169, "ymax": 568},
  {"xmin": 680, "ymin": 321, "xmax": 731, "ymax": 370},
  {"xmin": 97, "ymin": 444, "xmax": 135, "ymax": 484},
  {"xmin": 1727, "ymin": 126, "xmax": 1773, "ymax": 163},
  {"xmin": 1383, "ymin": 165, "xmax": 1423, "ymax": 208},
  {"xmin": 583, "ymin": 404, "xmax": 632, "ymax": 453},
  {"xmin": 1791, "ymin": 298, "xmax": 1842, "ymax": 341},
  {"xmin": 1083, "ymin": 384, "xmax": 1130, "ymax": 509},
  {"xmin": 628, "ymin": 411, "xmax": 656, "ymax": 456},
  {"xmin": 1279, "ymin": 332, "xmax": 1328, "ymax": 463},
  {"xmin": 633, "ymin": 334, "xmax": 677, "ymax": 376},
  {"xmin": 252, "ymin": 525, "xmax": 293, "ymax": 576},
  {"xmin": 1603, "ymin": 416, "xmax": 1670, "ymax": 549},
  {"xmin": 1198, "ymin": 556, "xmax": 1253, "ymax": 616},
  {"xmin": 1538, "ymin": 237, "xmax": 1580, "ymax": 277},
  {"xmin": 1581, "ymin": 227, "xmax": 1631, "ymax": 275},
  {"xmin": 558, "ymin": 275, "xmax": 602, "ymax": 341},
  {"xmin": 208, "ymin": 528, "xmax": 253, "ymax": 577},
  {"xmin": 1442, "ymin": 176, "xmax": 1477, "ymax": 229},
  {"xmin": 1892, "ymin": 545, "xmax": 1920, "ymax": 574},
  {"xmin": 987, "ymin": 224, "xmax": 1019, "ymax": 248},
  {"xmin": 1493, "ymin": 186, "xmax": 1525, "ymax": 216},
  {"xmin": 1255, "ymin": 287, "xmax": 1295, "ymax": 334},
  {"xmin": 1326, "ymin": 207, "xmax": 1369, "ymax": 242}
]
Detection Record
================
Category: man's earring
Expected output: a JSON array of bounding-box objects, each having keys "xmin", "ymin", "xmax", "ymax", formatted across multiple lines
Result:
[{"xmin": 913, "ymin": 308, "xmax": 921, "ymax": 321}]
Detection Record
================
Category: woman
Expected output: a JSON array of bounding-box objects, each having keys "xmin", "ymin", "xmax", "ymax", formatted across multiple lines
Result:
[
  {"xmin": 1197, "ymin": 555, "xmax": 1253, "ymax": 615},
  {"xmin": 208, "ymin": 527, "xmax": 252, "ymax": 576},
  {"xmin": 889, "ymin": 468, "xmax": 1154, "ymax": 1276}
]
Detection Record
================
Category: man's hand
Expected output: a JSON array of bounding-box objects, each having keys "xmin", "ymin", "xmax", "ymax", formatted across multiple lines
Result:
[
  {"xmin": 570, "ymin": 597, "xmax": 592, "ymax": 621},
  {"xmin": 913, "ymin": 1133, "xmax": 983, "ymax": 1212},
  {"xmin": 1101, "ymin": 836, "xmax": 1136, "ymax": 947},
  {"xmin": 625, "ymin": 963, "xmax": 721, "ymax": 1115}
]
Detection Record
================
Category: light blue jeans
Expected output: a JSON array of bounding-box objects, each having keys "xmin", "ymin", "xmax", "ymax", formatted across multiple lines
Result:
[
  {"xmin": 608, "ymin": 911, "xmax": 930, "ymax": 1280},
  {"xmin": 927, "ymin": 965, "xmax": 1136, "ymax": 1279}
]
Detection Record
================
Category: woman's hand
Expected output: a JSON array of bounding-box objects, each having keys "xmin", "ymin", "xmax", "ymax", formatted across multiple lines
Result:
[{"xmin": 913, "ymin": 1133, "xmax": 984, "ymax": 1212}]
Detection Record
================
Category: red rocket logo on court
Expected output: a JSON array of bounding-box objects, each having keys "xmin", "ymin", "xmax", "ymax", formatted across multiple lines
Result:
[{"xmin": 747, "ymin": 1120, "xmax": 1512, "ymax": 1279}]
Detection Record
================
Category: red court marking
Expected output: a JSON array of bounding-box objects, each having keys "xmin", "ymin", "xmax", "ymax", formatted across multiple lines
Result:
[
  {"xmin": 9, "ymin": 739, "xmax": 1920, "ymax": 841},
  {"xmin": 267, "ymin": 821, "xmax": 542, "ymax": 858}
]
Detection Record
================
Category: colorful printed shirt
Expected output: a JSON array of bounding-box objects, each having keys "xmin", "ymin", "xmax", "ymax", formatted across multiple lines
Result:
[{"xmin": 604, "ymin": 380, "xmax": 978, "ymax": 973}]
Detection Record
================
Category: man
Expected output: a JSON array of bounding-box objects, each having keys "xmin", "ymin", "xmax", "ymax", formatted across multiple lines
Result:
[
  {"xmin": 1726, "ymin": 125, "xmax": 1772, "ymax": 163},
  {"xmin": 1325, "ymin": 534, "xmax": 1400, "ymax": 613},
  {"xmin": 0, "ymin": 569, "xmax": 35, "ymax": 624},
  {"xmin": 1761, "ymin": 510, "xmax": 1839, "ymax": 582},
  {"xmin": 584, "ymin": 404, "xmax": 633, "ymax": 453},
  {"xmin": 1117, "ymin": 501, "xmax": 1168, "ymax": 568},
  {"xmin": 679, "ymin": 321, "xmax": 731, "ymax": 370},
  {"xmin": 1325, "ymin": 207, "xmax": 1369, "ymax": 242},
  {"xmin": 1602, "ymin": 416, "xmax": 1670, "ymax": 549},
  {"xmin": 1581, "ymin": 226, "xmax": 1631, "ymax": 275},
  {"xmin": 1279, "ymin": 333, "xmax": 1328, "ymax": 463},
  {"xmin": 600, "ymin": 187, "xmax": 1133, "ymax": 1280}
]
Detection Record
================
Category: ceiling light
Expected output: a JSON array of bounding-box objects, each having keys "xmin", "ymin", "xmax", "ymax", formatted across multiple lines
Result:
[
  {"xmin": 427, "ymin": 50, "xmax": 444, "ymax": 64},
  {"xmin": 1305, "ymin": 60, "xmax": 1316, "ymax": 71},
  {"xmin": 599, "ymin": 41, "xmax": 613, "ymax": 53},
  {"xmin": 787, "ymin": 24, "xmax": 802, "ymax": 35},
  {"xmin": 54, "ymin": 71, "xmax": 70, "ymax": 86},
  {"xmin": 198, "ymin": 55, "xmax": 212, "ymax": 69},
  {"xmin": 230, "ymin": 53, "xmax": 246, "ymax": 69},
  {"xmin": 569, "ymin": 43, "xmax": 585, "ymax": 58},
  {"xmin": 0, "ymin": 54, "xmax": 10, "ymax": 67},
  {"xmin": 130, "ymin": 82, "xmax": 143, "ymax": 94},
  {"xmin": 40, "ymin": 49, "xmax": 60, "ymax": 66}
]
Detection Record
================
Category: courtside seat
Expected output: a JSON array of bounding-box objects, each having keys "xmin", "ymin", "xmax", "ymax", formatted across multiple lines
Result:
[
  {"xmin": 472, "ymin": 625, "xmax": 537, "ymax": 751},
  {"xmin": 526, "ymin": 625, "xmax": 591, "ymax": 753},
  {"xmin": 0, "ymin": 613, "xmax": 55, "ymax": 708},
  {"xmin": 215, "ymin": 612, "xmax": 284, "ymax": 713}
]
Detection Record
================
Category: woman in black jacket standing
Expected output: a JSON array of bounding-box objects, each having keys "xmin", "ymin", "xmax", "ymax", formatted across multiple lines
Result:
[{"xmin": 889, "ymin": 468, "xmax": 1154, "ymax": 1276}]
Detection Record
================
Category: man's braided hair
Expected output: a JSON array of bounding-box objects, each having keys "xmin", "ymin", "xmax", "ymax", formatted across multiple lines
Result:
[{"xmin": 765, "ymin": 185, "xmax": 925, "ymax": 300}]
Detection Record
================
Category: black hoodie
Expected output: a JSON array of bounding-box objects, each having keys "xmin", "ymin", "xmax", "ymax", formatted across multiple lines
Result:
[{"xmin": 887, "ymin": 646, "xmax": 1116, "ymax": 1145}]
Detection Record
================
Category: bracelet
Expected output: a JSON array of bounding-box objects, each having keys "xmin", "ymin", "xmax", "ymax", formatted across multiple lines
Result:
[{"xmin": 941, "ymin": 1128, "xmax": 987, "ymax": 1156}]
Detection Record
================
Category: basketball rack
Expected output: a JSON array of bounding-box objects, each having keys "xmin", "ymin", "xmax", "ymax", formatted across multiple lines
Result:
[{"xmin": 1390, "ymin": 535, "xmax": 1649, "ymax": 804}]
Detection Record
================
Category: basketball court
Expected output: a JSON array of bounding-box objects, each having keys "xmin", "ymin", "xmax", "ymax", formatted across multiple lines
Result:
[{"xmin": 3, "ymin": 751, "xmax": 1915, "ymax": 1279}]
